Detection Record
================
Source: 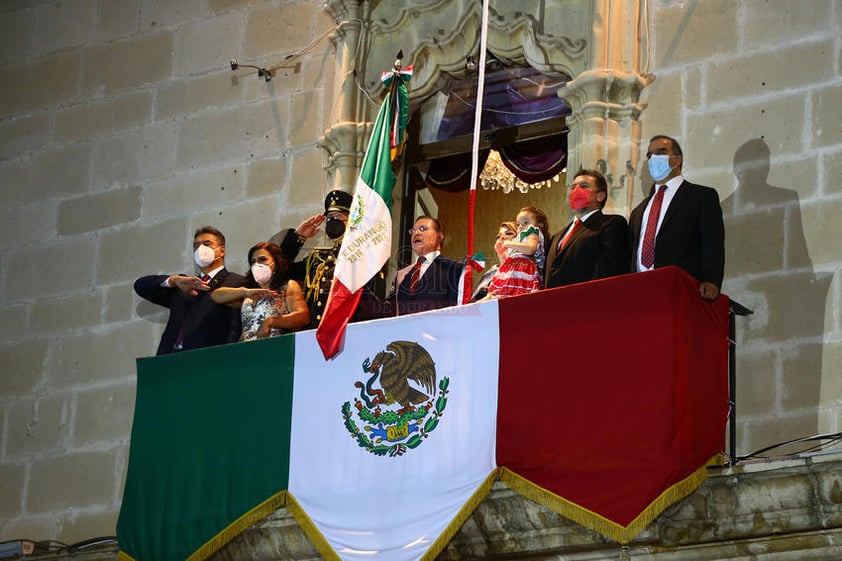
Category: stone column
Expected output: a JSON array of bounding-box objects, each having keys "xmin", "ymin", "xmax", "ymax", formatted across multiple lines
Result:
[
  {"xmin": 559, "ymin": 0, "xmax": 652, "ymax": 214},
  {"xmin": 320, "ymin": 0, "xmax": 369, "ymax": 191}
]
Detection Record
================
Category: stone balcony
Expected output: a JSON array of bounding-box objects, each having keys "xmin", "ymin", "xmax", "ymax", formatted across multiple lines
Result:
[{"xmin": 24, "ymin": 452, "xmax": 842, "ymax": 561}]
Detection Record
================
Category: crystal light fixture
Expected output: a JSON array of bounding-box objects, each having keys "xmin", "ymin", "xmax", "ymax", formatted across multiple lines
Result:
[{"xmin": 479, "ymin": 149, "xmax": 561, "ymax": 194}]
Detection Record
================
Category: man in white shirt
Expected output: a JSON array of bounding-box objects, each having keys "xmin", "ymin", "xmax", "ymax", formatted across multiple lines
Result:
[
  {"xmin": 628, "ymin": 135, "xmax": 725, "ymax": 301},
  {"xmin": 544, "ymin": 168, "xmax": 629, "ymax": 288},
  {"xmin": 134, "ymin": 226, "xmax": 246, "ymax": 354},
  {"xmin": 357, "ymin": 216, "xmax": 463, "ymax": 318}
]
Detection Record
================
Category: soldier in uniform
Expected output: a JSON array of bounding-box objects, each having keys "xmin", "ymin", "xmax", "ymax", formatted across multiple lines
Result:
[{"xmin": 273, "ymin": 190, "xmax": 353, "ymax": 329}]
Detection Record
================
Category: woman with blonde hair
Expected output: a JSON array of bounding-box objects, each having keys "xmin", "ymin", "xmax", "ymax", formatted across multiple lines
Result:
[
  {"xmin": 471, "ymin": 221, "xmax": 517, "ymax": 301},
  {"xmin": 485, "ymin": 206, "xmax": 549, "ymax": 298}
]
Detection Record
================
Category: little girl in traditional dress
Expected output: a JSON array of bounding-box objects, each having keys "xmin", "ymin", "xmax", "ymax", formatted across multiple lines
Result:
[{"xmin": 486, "ymin": 206, "xmax": 549, "ymax": 298}]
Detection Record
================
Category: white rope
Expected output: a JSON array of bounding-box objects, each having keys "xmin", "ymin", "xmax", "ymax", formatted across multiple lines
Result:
[{"xmin": 468, "ymin": 0, "xmax": 491, "ymax": 192}]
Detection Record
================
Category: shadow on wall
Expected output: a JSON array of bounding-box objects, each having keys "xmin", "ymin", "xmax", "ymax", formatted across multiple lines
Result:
[{"xmin": 721, "ymin": 138, "xmax": 832, "ymax": 454}]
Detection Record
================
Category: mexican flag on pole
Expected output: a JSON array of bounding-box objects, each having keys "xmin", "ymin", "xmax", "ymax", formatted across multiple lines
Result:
[{"xmin": 316, "ymin": 66, "xmax": 412, "ymax": 359}]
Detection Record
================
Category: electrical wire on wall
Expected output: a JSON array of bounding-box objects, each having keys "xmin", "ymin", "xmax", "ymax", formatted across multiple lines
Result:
[
  {"xmin": 229, "ymin": 21, "xmax": 340, "ymax": 81},
  {"xmin": 738, "ymin": 432, "xmax": 842, "ymax": 462}
]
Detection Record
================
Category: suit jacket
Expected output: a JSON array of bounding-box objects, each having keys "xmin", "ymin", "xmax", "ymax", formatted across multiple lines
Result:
[
  {"xmin": 629, "ymin": 180, "xmax": 725, "ymax": 288},
  {"xmin": 544, "ymin": 211, "xmax": 630, "ymax": 289},
  {"xmin": 134, "ymin": 268, "xmax": 246, "ymax": 355},
  {"xmin": 356, "ymin": 254, "xmax": 463, "ymax": 319},
  {"xmin": 393, "ymin": 254, "xmax": 462, "ymax": 315}
]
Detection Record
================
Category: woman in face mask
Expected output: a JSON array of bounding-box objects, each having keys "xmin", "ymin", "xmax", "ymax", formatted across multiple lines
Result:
[{"xmin": 211, "ymin": 242, "xmax": 310, "ymax": 340}]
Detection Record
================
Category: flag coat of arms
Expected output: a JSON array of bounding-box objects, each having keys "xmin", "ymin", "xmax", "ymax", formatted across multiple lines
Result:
[{"xmin": 291, "ymin": 304, "xmax": 499, "ymax": 560}]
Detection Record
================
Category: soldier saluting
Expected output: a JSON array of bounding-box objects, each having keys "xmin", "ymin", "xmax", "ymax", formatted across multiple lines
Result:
[{"xmin": 273, "ymin": 190, "xmax": 353, "ymax": 329}]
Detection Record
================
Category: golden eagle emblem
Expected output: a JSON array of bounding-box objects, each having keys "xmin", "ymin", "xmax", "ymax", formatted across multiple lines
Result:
[
  {"xmin": 365, "ymin": 341, "xmax": 436, "ymax": 415},
  {"xmin": 341, "ymin": 340, "xmax": 449, "ymax": 457}
]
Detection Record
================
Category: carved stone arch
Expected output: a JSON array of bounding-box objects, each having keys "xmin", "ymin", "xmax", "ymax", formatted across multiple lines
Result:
[
  {"xmin": 323, "ymin": 0, "xmax": 651, "ymax": 215},
  {"xmin": 359, "ymin": 0, "xmax": 589, "ymax": 105}
]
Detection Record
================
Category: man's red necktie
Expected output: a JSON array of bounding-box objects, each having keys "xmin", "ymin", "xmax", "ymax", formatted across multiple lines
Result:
[
  {"xmin": 408, "ymin": 257, "xmax": 424, "ymax": 293},
  {"xmin": 641, "ymin": 185, "xmax": 667, "ymax": 269},
  {"xmin": 557, "ymin": 219, "xmax": 583, "ymax": 252}
]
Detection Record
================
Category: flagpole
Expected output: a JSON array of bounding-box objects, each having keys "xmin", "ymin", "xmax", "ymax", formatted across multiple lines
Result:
[
  {"xmin": 316, "ymin": 62, "xmax": 411, "ymax": 359},
  {"xmin": 463, "ymin": 0, "xmax": 491, "ymax": 303}
]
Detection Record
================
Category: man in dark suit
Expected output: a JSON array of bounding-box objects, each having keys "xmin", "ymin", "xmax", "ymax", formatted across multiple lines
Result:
[
  {"xmin": 629, "ymin": 135, "xmax": 725, "ymax": 301},
  {"xmin": 357, "ymin": 216, "xmax": 462, "ymax": 318},
  {"xmin": 544, "ymin": 168, "xmax": 629, "ymax": 288},
  {"xmin": 392, "ymin": 216, "xmax": 462, "ymax": 315},
  {"xmin": 134, "ymin": 226, "xmax": 246, "ymax": 355}
]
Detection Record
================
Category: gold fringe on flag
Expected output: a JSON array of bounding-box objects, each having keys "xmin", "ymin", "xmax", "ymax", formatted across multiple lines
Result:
[
  {"xmin": 186, "ymin": 491, "xmax": 288, "ymax": 561},
  {"xmin": 499, "ymin": 454, "xmax": 722, "ymax": 544},
  {"xmin": 284, "ymin": 493, "xmax": 343, "ymax": 561},
  {"xmin": 124, "ymin": 454, "xmax": 721, "ymax": 560},
  {"xmin": 420, "ymin": 470, "xmax": 500, "ymax": 561}
]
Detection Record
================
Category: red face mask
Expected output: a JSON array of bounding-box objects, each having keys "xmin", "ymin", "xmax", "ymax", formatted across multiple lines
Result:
[{"xmin": 569, "ymin": 187, "xmax": 591, "ymax": 211}]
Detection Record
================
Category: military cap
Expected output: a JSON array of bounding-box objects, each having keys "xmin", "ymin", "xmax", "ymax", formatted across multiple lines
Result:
[{"xmin": 324, "ymin": 190, "xmax": 353, "ymax": 214}]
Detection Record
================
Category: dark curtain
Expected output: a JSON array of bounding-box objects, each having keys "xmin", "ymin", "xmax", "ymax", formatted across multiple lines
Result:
[
  {"xmin": 423, "ymin": 76, "xmax": 569, "ymax": 192},
  {"xmin": 499, "ymin": 134, "xmax": 567, "ymax": 184},
  {"xmin": 426, "ymin": 150, "xmax": 490, "ymax": 192},
  {"xmin": 426, "ymin": 133, "xmax": 567, "ymax": 192}
]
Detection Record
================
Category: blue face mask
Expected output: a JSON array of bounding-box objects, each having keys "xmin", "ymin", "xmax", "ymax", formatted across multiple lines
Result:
[{"xmin": 648, "ymin": 154, "xmax": 674, "ymax": 182}]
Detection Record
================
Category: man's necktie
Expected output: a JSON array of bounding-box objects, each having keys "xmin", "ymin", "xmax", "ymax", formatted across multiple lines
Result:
[
  {"xmin": 641, "ymin": 185, "xmax": 667, "ymax": 269},
  {"xmin": 408, "ymin": 257, "xmax": 424, "ymax": 294},
  {"xmin": 557, "ymin": 219, "xmax": 583, "ymax": 252},
  {"xmin": 200, "ymin": 273, "xmax": 210, "ymax": 283}
]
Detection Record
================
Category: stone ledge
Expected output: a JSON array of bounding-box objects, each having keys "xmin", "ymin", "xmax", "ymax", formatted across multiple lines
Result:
[
  {"xmin": 23, "ymin": 453, "xmax": 842, "ymax": 560},
  {"xmin": 214, "ymin": 452, "xmax": 842, "ymax": 561}
]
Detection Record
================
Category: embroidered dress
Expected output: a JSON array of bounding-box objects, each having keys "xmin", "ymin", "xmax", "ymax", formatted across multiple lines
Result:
[
  {"xmin": 488, "ymin": 226, "xmax": 544, "ymax": 297},
  {"xmin": 240, "ymin": 286, "xmax": 288, "ymax": 341}
]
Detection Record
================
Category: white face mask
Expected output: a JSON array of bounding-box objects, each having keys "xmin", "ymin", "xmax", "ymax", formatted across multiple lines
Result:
[
  {"xmin": 194, "ymin": 245, "xmax": 216, "ymax": 268},
  {"xmin": 251, "ymin": 263, "xmax": 273, "ymax": 285}
]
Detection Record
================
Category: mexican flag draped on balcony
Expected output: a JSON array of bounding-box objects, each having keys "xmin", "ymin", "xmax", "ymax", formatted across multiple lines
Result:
[
  {"xmin": 117, "ymin": 268, "xmax": 730, "ymax": 561},
  {"xmin": 316, "ymin": 62, "xmax": 412, "ymax": 359}
]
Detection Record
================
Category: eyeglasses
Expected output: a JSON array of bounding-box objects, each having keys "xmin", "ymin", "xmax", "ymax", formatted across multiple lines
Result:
[
  {"xmin": 408, "ymin": 225, "xmax": 432, "ymax": 235},
  {"xmin": 569, "ymin": 182, "xmax": 593, "ymax": 190}
]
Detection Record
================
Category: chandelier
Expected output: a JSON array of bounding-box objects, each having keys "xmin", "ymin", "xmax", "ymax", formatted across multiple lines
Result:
[{"xmin": 479, "ymin": 149, "xmax": 562, "ymax": 194}]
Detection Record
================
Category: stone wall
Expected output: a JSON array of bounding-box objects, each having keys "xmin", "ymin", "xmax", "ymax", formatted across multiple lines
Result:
[
  {"xmin": 637, "ymin": 0, "xmax": 842, "ymax": 457},
  {"xmin": 0, "ymin": 0, "xmax": 338, "ymax": 543},
  {"xmin": 0, "ymin": 0, "xmax": 840, "ymax": 549}
]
